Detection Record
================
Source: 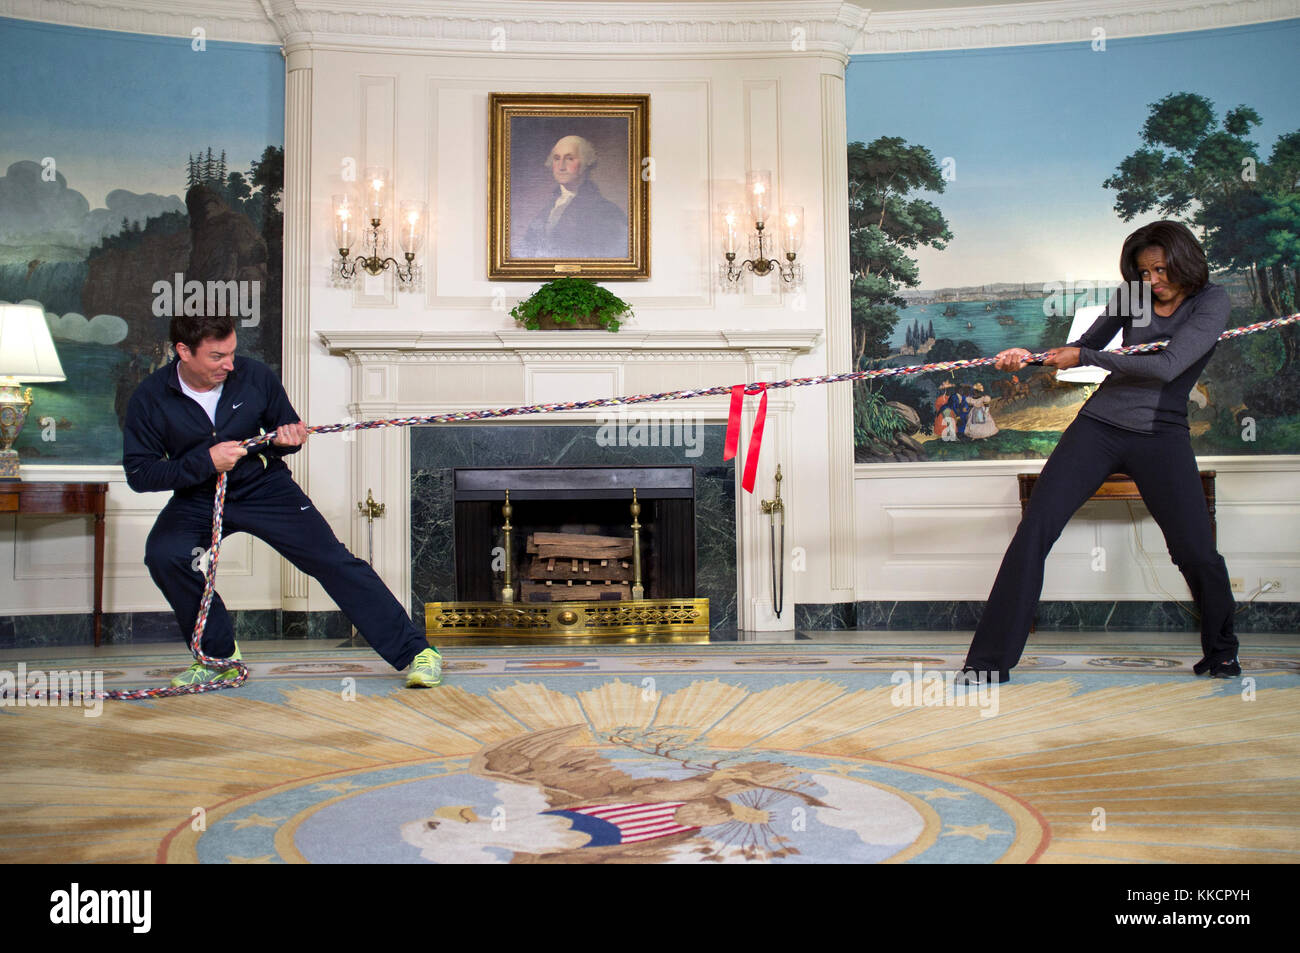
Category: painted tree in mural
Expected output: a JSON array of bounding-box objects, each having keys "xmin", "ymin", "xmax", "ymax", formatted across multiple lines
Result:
[
  {"xmin": 183, "ymin": 145, "xmax": 282, "ymax": 232},
  {"xmin": 847, "ymin": 137, "xmax": 953, "ymax": 368},
  {"xmin": 96, "ymin": 145, "xmax": 286, "ymax": 431},
  {"xmin": 1105, "ymin": 93, "xmax": 1300, "ymax": 312},
  {"xmin": 182, "ymin": 145, "xmax": 286, "ymax": 369},
  {"xmin": 187, "ymin": 149, "xmax": 230, "ymax": 192},
  {"xmin": 250, "ymin": 145, "xmax": 285, "ymax": 372},
  {"xmin": 1104, "ymin": 92, "xmax": 1300, "ymax": 402},
  {"xmin": 847, "ymin": 137, "xmax": 952, "ymax": 460}
]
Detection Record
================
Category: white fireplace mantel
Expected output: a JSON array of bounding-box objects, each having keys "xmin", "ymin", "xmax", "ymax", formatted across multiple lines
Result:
[
  {"xmin": 317, "ymin": 327, "xmax": 822, "ymax": 631},
  {"xmin": 319, "ymin": 328, "xmax": 823, "ymax": 358}
]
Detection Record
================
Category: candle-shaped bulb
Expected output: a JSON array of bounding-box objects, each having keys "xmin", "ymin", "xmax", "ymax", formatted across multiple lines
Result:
[
  {"xmin": 746, "ymin": 171, "xmax": 772, "ymax": 225},
  {"xmin": 363, "ymin": 166, "xmax": 389, "ymax": 223},
  {"xmin": 400, "ymin": 200, "xmax": 426, "ymax": 255},
  {"xmin": 780, "ymin": 205, "xmax": 803, "ymax": 256},
  {"xmin": 332, "ymin": 194, "xmax": 355, "ymax": 251},
  {"xmin": 720, "ymin": 203, "xmax": 741, "ymax": 255}
]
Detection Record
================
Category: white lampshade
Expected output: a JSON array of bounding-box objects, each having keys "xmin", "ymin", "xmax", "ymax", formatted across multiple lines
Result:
[
  {"xmin": 1054, "ymin": 304, "xmax": 1119, "ymax": 384},
  {"xmin": 0, "ymin": 303, "xmax": 66, "ymax": 383}
]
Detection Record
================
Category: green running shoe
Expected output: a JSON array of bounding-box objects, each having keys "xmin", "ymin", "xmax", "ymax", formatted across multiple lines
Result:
[
  {"xmin": 406, "ymin": 647, "xmax": 443, "ymax": 688},
  {"xmin": 170, "ymin": 643, "xmax": 243, "ymax": 688}
]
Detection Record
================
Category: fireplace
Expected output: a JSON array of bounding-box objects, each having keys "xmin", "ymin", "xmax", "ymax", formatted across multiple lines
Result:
[
  {"xmin": 453, "ymin": 466, "xmax": 696, "ymax": 603},
  {"xmin": 409, "ymin": 424, "xmax": 735, "ymax": 636},
  {"xmin": 319, "ymin": 327, "xmax": 820, "ymax": 636}
]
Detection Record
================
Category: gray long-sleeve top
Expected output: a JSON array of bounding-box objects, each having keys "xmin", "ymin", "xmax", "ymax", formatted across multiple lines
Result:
[{"xmin": 1069, "ymin": 282, "xmax": 1229, "ymax": 433}]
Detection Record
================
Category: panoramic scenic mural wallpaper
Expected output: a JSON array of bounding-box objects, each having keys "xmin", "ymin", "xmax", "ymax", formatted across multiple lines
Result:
[
  {"xmin": 0, "ymin": 18, "xmax": 284, "ymax": 465},
  {"xmin": 845, "ymin": 21, "xmax": 1300, "ymax": 462}
]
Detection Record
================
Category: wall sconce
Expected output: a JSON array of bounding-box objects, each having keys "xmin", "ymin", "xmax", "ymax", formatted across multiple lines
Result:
[
  {"xmin": 719, "ymin": 171, "xmax": 803, "ymax": 287},
  {"xmin": 331, "ymin": 167, "xmax": 425, "ymax": 288}
]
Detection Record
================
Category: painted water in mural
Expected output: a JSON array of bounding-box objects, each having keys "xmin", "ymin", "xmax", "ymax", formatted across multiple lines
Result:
[
  {"xmin": 846, "ymin": 21, "xmax": 1300, "ymax": 463},
  {"xmin": 0, "ymin": 18, "xmax": 285, "ymax": 465}
]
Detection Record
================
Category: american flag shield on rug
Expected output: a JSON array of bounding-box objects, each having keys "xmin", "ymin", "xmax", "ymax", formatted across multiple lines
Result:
[{"xmin": 544, "ymin": 802, "xmax": 699, "ymax": 846}]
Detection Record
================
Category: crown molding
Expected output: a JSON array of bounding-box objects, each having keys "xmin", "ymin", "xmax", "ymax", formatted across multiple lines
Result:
[
  {"xmin": 854, "ymin": 0, "xmax": 1300, "ymax": 54},
  {"xmin": 7, "ymin": 0, "xmax": 1293, "ymax": 56},
  {"xmin": 267, "ymin": 0, "xmax": 872, "ymax": 59},
  {"xmin": 0, "ymin": 0, "xmax": 874, "ymax": 57},
  {"xmin": 0, "ymin": 0, "xmax": 283, "ymax": 43}
]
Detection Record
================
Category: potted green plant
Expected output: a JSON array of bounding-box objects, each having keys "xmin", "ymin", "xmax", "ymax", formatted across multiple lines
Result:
[{"xmin": 510, "ymin": 277, "xmax": 633, "ymax": 332}]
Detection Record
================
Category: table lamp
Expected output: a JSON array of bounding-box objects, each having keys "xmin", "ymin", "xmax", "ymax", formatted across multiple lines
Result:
[{"xmin": 0, "ymin": 302, "xmax": 66, "ymax": 480}]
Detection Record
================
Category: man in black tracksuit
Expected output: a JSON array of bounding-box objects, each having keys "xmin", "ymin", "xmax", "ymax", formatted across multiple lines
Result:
[{"xmin": 123, "ymin": 314, "xmax": 438, "ymax": 686}]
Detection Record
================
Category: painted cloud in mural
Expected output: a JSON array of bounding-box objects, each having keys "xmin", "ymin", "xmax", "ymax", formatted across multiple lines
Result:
[
  {"xmin": 6, "ymin": 297, "xmax": 128, "ymax": 346},
  {"xmin": 81, "ymin": 189, "xmax": 187, "ymax": 246},
  {"xmin": 0, "ymin": 161, "xmax": 88, "ymax": 249},
  {"xmin": 0, "ymin": 160, "xmax": 183, "ymax": 251},
  {"xmin": 44, "ymin": 309, "xmax": 129, "ymax": 345}
]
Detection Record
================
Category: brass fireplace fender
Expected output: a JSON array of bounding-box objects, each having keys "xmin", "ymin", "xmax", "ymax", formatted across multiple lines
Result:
[{"xmin": 425, "ymin": 597, "xmax": 709, "ymax": 643}]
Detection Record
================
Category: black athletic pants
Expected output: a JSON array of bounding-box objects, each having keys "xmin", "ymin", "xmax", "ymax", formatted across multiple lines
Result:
[
  {"xmin": 964, "ymin": 413, "xmax": 1237, "ymax": 678},
  {"xmin": 144, "ymin": 469, "xmax": 429, "ymax": 670}
]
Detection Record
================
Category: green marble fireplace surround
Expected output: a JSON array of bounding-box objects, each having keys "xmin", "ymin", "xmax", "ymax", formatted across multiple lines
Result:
[{"xmin": 409, "ymin": 424, "xmax": 738, "ymax": 633}]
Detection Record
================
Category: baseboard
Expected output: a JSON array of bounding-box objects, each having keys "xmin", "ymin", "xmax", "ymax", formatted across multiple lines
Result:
[
  {"xmin": 795, "ymin": 600, "xmax": 1300, "ymax": 633},
  {"xmin": 0, "ymin": 610, "xmax": 350, "ymax": 648}
]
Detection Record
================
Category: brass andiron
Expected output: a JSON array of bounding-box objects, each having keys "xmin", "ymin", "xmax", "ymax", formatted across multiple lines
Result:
[
  {"xmin": 353, "ymin": 488, "xmax": 386, "ymax": 646},
  {"xmin": 760, "ymin": 465, "xmax": 785, "ymax": 618},
  {"xmin": 630, "ymin": 488, "xmax": 645, "ymax": 600},
  {"xmin": 501, "ymin": 489, "xmax": 514, "ymax": 604},
  {"xmin": 357, "ymin": 488, "xmax": 386, "ymax": 566}
]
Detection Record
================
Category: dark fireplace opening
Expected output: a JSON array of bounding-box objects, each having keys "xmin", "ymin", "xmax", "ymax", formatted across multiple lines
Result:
[{"xmin": 453, "ymin": 466, "xmax": 696, "ymax": 604}]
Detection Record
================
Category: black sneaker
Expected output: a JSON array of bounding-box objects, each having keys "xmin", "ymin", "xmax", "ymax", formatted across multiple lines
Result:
[
  {"xmin": 956, "ymin": 667, "xmax": 1009, "ymax": 685},
  {"xmin": 1209, "ymin": 658, "xmax": 1242, "ymax": 679},
  {"xmin": 1194, "ymin": 656, "xmax": 1241, "ymax": 677}
]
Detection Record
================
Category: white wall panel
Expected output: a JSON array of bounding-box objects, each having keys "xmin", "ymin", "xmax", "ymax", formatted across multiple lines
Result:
[
  {"xmin": 856, "ymin": 459, "xmax": 1300, "ymax": 604},
  {"xmin": 305, "ymin": 50, "xmax": 838, "ymax": 627},
  {"xmin": 1, "ymin": 471, "xmax": 285, "ymax": 618}
]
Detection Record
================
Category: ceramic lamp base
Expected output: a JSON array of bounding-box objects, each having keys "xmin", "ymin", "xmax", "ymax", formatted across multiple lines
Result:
[{"xmin": 0, "ymin": 383, "xmax": 33, "ymax": 480}]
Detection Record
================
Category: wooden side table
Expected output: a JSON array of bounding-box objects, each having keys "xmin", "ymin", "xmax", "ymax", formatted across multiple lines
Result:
[
  {"xmin": 1017, "ymin": 471, "xmax": 1216, "ymax": 633},
  {"xmin": 0, "ymin": 481, "xmax": 108, "ymax": 646},
  {"xmin": 1017, "ymin": 471, "xmax": 1217, "ymax": 544}
]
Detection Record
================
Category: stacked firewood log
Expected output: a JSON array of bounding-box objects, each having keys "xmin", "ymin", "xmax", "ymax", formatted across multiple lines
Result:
[{"xmin": 520, "ymin": 532, "xmax": 634, "ymax": 601}]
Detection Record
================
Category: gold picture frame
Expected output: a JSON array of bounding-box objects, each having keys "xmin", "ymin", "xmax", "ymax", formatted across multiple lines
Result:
[{"xmin": 489, "ymin": 92, "xmax": 649, "ymax": 280}]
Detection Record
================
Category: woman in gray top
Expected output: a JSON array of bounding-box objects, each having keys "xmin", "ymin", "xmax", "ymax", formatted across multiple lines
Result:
[{"xmin": 961, "ymin": 220, "xmax": 1238, "ymax": 683}]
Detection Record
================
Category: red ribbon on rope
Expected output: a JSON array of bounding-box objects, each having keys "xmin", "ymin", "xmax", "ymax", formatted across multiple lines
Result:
[{"xmin": 724, "ymin": 383, "xmax": 768, "ymax": 494}]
